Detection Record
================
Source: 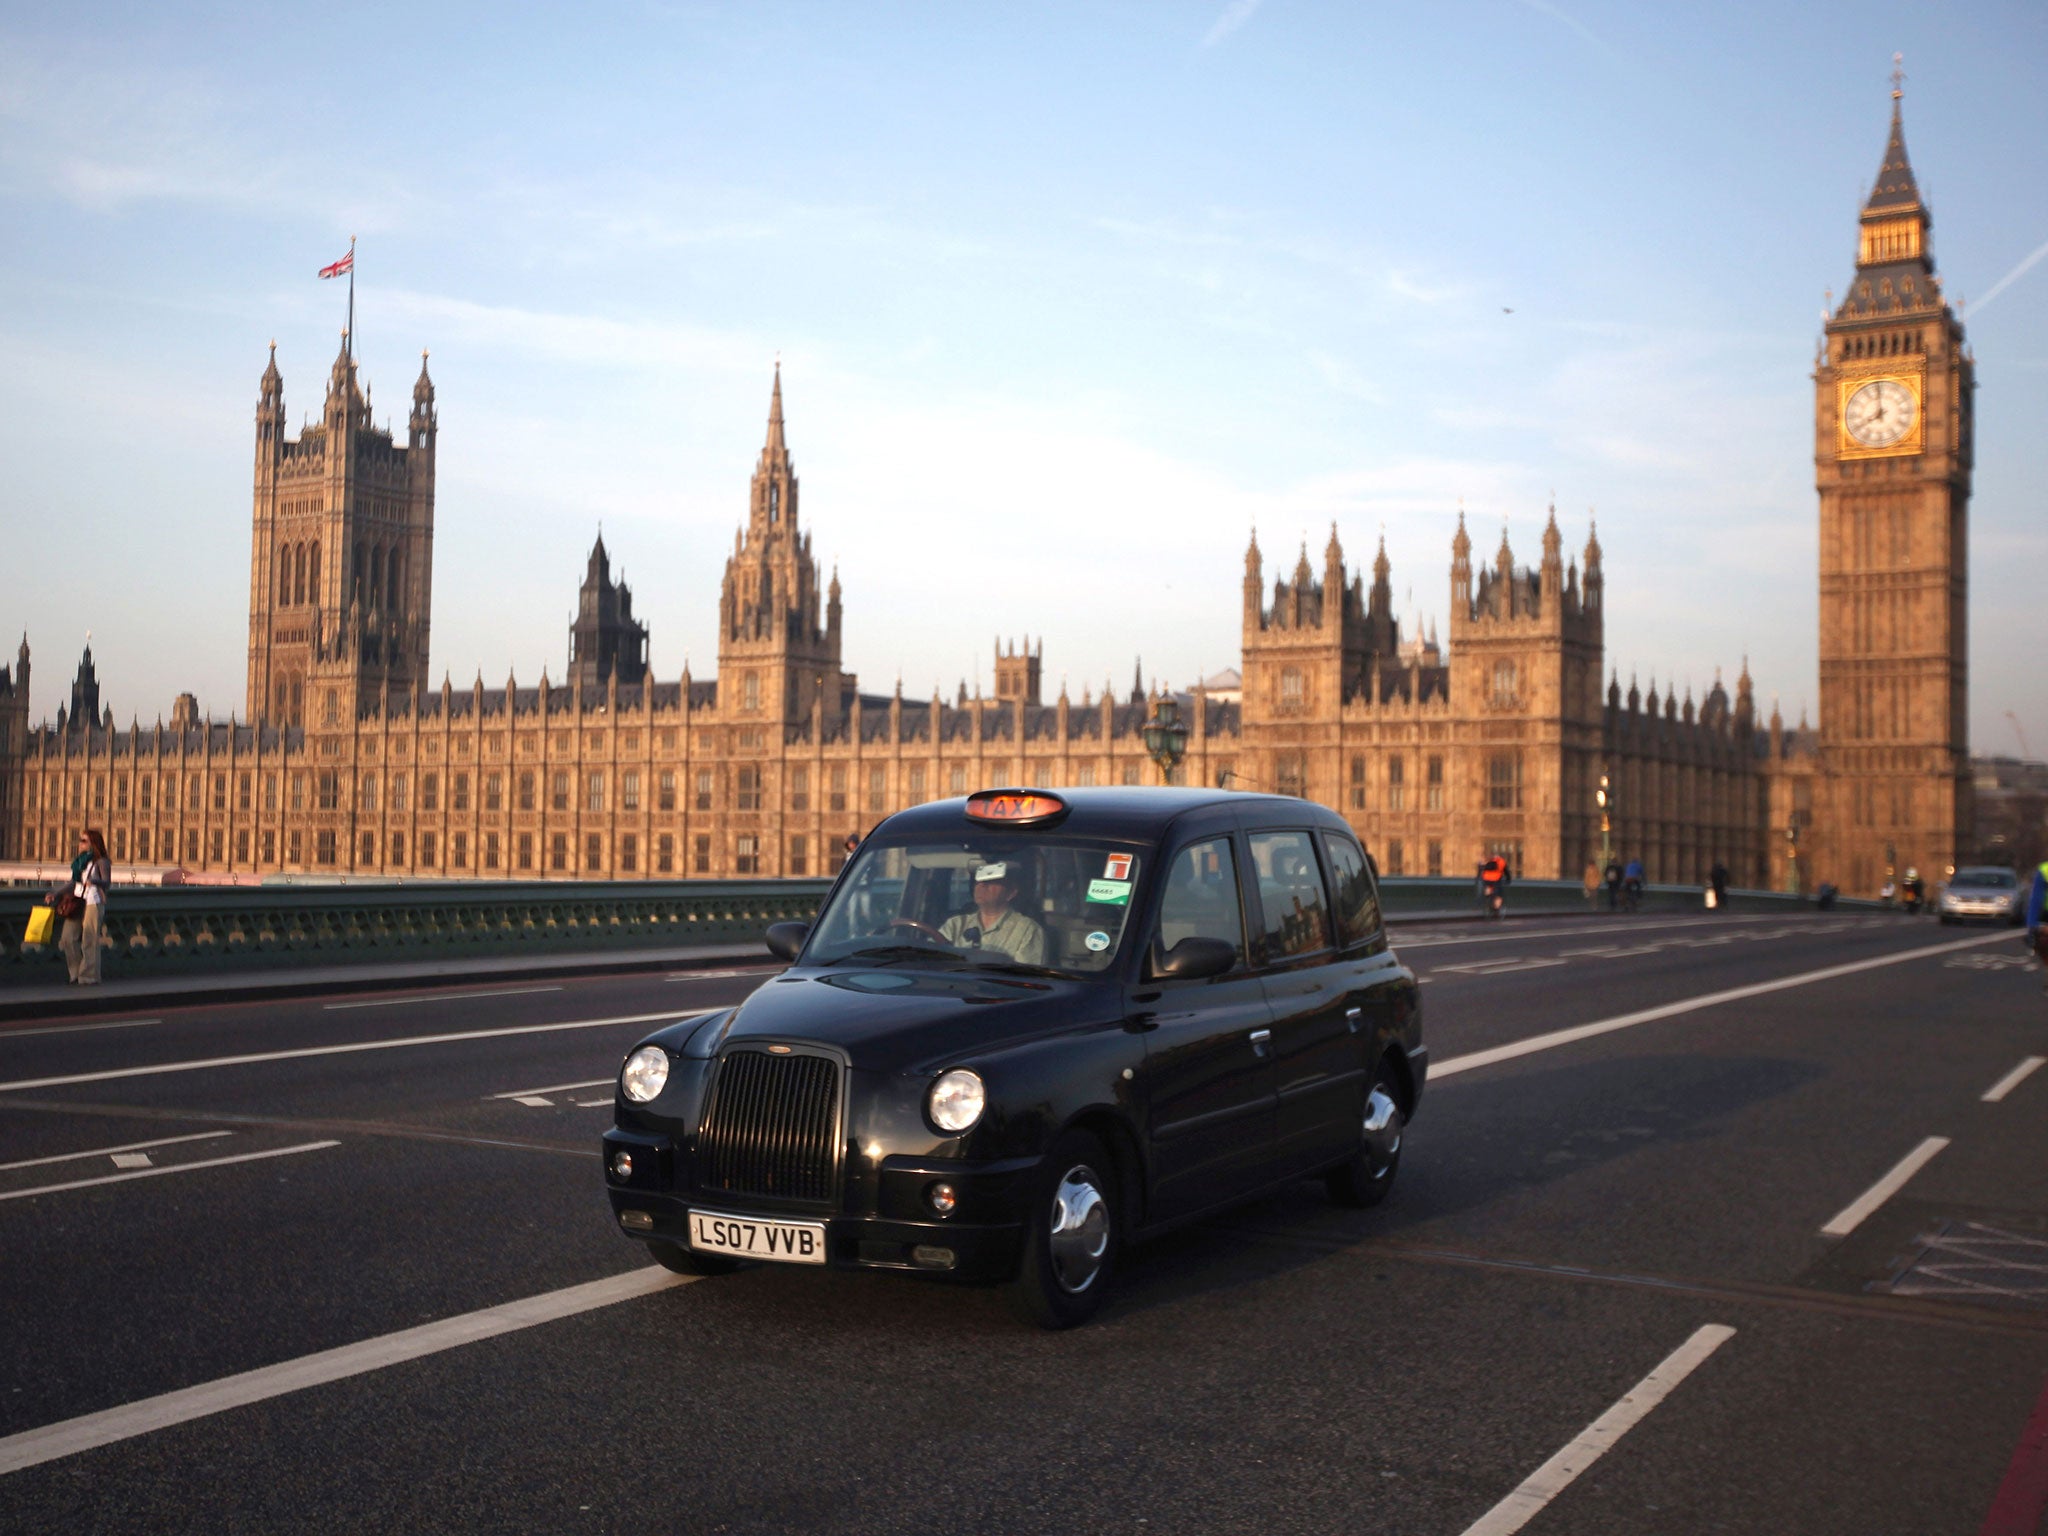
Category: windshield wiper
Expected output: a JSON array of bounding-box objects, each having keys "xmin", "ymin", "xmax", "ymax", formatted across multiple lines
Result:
[
  {"xmin": 823, "ymin": 943, "xmax": 965, "ymax": 967},
  {"xmin": 965, "ymin": 957, "xmax": 1079, "ymax": 981}
]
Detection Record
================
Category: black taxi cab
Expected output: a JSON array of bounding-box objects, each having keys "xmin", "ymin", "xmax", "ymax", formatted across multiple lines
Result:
[{"xmin": 603, "ymin": 787, "xmax": 1424, "ymax": 1327}]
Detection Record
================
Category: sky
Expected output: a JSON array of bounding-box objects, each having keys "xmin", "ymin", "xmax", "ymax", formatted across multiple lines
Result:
[{"xmin": 1, "ymin": 1, "xmax": 2044, "ymax": 755}]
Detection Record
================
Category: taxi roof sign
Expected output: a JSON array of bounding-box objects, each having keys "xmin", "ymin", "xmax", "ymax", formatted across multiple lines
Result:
[{"xmin": 964, "ymin": 789, "xmax": 1068, "ymax": 826}]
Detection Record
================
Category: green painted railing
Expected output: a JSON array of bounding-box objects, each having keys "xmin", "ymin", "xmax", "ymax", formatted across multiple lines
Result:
[
  {"xmin": 0, "ymin": 879, "xmax": 833, "ymax": 982},
  {"xmin": 0, "ymin": 874, "xmax": 1848, "ymax": 985}
]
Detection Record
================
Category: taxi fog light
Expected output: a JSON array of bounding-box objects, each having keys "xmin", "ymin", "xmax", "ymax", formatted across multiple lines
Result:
[
  {"xmin": 621, "ymin": 1046, "xmax": 670, "ymax": 1103},
  {"xmin": 611, "ymin": 1150, "xmax": 635, "ymax": 1181},
  {"xmin": 928, "ymin": 1069, "xmax": 985, "ymax": 1134},
  {"xmin": 620, "ymin": 1210, "xmax": 654, "ymax": 1231},
  {"xmin": 912, "ymin": 1245, "xmax": 957, "ymax": 1270},
  {"xmin": 927, "ymin": 1181, "xmax": 958, "ymax": 1216}
]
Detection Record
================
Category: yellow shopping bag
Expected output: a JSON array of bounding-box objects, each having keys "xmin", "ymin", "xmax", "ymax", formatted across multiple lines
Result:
[{"xmin": 22, "ymin": 905, "xmax": 57, "ymax": 947}]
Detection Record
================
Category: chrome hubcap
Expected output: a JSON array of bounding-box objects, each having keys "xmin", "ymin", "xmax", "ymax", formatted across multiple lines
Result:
[
  {"xmin": 1361, "ymin": 1084, "xmax": 1403, "ymax": 1180},
  {"xmin": 1047, "ymin": 1163, "xmax": 1110, "ymax": 1293}
]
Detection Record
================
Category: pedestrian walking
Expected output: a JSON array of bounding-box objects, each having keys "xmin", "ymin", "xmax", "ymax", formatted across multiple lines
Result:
[
  {"xmin": 52, "ymin": 828, "xmax": 112, "ymax": 985},
  {"xmin": 1709, "ymin": 860, "xmax": 1729, "ymax": 912},
  {"xmin": 1604, "ymin": 858, "xmax": 1623, "ymax": 911},
  {"xmin": 1582, "ymin": 861, "xmax": 1601, "ymax": 905}
]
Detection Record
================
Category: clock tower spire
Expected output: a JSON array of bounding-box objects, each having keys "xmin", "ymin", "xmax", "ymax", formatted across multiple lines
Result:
[{"xmin": 1810, "ymin": 64, "xmax": 1974, "ymax": 894}]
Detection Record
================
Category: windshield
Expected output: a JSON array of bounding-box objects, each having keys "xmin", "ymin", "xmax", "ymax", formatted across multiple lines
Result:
[
  {"xmin": 806, "ymin": 836, "xmax": 1145, "ymax": 974},
  {"xmin": 1954, "ymin": 868, "xmax": 2016, "ymax": 888}
]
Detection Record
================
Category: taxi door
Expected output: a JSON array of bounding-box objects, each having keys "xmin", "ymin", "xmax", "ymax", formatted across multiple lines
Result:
[
  {"xmin": 1130, "ymin": 833, "xmax": 1278, "ymax": 1223},
  {"xmin": 1245, "ymin": 828, "xmax": 1367, "ymax": 1178}
]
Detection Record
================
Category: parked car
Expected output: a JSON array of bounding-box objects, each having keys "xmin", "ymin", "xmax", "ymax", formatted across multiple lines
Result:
[
  {"xmin": 604, "ymin": 787, "xmax": 1425, "ymax": 1327},
  {"xmin": 1938, "ymin": 865, "xmax": 2026, "ymax": 925}
]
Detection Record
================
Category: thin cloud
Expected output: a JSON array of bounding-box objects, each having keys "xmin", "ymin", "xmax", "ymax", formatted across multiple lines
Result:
[
  {"xmin": 1201, "ymin": 0, "xmax": 1264, "ymax": 48},
  {"xmin": 1515, "ymin": 0, "xmax": 1627, "ymax": 66}
]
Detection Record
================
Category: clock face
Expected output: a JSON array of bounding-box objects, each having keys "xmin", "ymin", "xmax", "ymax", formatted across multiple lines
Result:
[{"xmin": 1843, "ymin": 378, "xmax": 1916, "ymax": 448}]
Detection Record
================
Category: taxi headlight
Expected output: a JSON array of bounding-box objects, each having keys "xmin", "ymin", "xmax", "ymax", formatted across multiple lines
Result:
[
  {"xmin": 620, "ymin": 1046, "xmax": 670, "ymax": 1104},
  {"xmin": 928, "ymin": 1069, "xmax": 985, "ymax": 1134}
]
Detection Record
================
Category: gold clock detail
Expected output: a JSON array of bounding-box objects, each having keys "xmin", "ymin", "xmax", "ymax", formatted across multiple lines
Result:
[{"xmin": 1843, "ymin": 377, "xmax": 1916, "ymax": 449}]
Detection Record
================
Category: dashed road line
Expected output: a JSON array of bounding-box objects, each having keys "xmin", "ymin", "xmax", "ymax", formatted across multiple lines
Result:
[
  {"xmin": 486, "ymin": 1077, "xmax": 614, "ymax": 1102},
  {"xmin": 0, "ymin": 1130, "xmax": 234, "ymax": 1173},
  {"xmin": 1433, "ymin": 930, "xmax": 2009, "ymax": 1080},
  {"xmin": 0, "ymin": 1265, "xmax": 692, "ymax": 1477},
  {"xmin": 1820, "ymin": 1136, "xmax": 1950, "ymax": 1238},
  {"xmin": 1984, "ymin": 1057, "xmax": 2047, "ymax": 1104},
  {"xmin": 1456, "ymin": 1324, "xmax": 1736, "ymax": 1536},
  {"xmin": 0, "ymin": 1018, "xmax": 161, "ymax": 1039},
  {"xmin": 0, "ymin": 1140, "xmax": 339, "ymax": 1204}
]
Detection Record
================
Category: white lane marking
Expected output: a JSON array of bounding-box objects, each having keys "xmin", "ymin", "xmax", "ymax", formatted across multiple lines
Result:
[
  {"xmin": 1399, "ymin": 916, "xmax": 1788, "ymax": 951},
  {"xmin": 1820, "ymin": 1136, "xmax": 1950, "ymax": 1238},
  {"xmin": 512, "ymin": 1096, "xmax": 554, "ymax": 1108},
  {"xmin": 0, "ymin": 1009, "xmax": 691, "ymax": 1095},
  {"xmin": 0, "ymin": 1131, "xmax": 234, "ymax": 1173},
  {"xmin": 108, "ymin": 1153, "xmax": 152, "ymax": 1170},
  {"xmin": 1432, "ymin": 931, "xmax": 2009, "ymax": 1081},
  {"xmin": 570, "ymin": 1096, "xmax": 615, "ymax": 1108},
  {"xmin": 0, "ymin": 1265, "xmax": 693, "ymax": 1477},
  {"xmin": 667, "ymin": 969, "xmax": 770, "ymax": 981},
  {"xmin": 1983, "ymin": 1056, "xmax": 2048, "ymax": 1104},
  {"xmin": 324, "ymin": 986, "xmax": 563, "ymax": 1010},
  {"xmin": 1457, "ymin": 1324, "xmax": 1736, "ymax": 1536},
  {"xmin": 0, "ymin": 1019, "xmax": 161, "ymax": 1040},
  {"xmin": 487, "ymin": 1077, "xmax": 615, "ymax": 1100},
  {"xmin": 0, "ymin": 1141, "xmax": 339, "ymax": 1204}
]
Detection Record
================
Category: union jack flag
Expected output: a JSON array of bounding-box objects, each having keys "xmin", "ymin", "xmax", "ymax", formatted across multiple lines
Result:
[{"xmin": 318, "ymin": 251, "xmax": 354, "ymax": 279}]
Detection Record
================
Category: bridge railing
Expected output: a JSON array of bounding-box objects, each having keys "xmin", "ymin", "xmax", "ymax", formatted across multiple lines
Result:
[{"xmin": 0, "ymin": 875, "xmax": 1846, "ymax": 985}]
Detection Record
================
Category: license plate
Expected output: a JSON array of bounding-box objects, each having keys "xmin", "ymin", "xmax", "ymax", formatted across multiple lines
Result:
[{"xmin": 689, "ymin": 1209, "xmax": 828, "ymax": 1265}]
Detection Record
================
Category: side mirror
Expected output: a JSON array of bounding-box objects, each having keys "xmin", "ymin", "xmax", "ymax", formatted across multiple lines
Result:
[
  {"xmin": 764, "ymin": 921, "xmax": 810, "ymax": 962},
  {"xmin": 1153, "ymin": 936, "xmax": 1237, "ymax": 981}
]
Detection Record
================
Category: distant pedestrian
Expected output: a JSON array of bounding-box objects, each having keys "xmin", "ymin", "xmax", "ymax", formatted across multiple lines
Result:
[
  {"xmin": 1604, "ymin": 858, "xmax": 1623, "ymax": 911},
  {"xmin": 1622, "ymin": 856, "xmax": 1644, "ymax": 913},
  {"xmin": 1709, "ymin": 860, "xmax": 1729, "ymax": 912},
  {"xmin": 52, "ymin": 828, "xmax": 111, "ymax": 985},
  {"xmin": 1582, "ymin": 861, "xmax": 1601, "ymax": 905}
]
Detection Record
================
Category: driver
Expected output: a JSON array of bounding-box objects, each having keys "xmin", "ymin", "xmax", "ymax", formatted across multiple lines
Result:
[{"xmin": 939, "ymin": 860, "xmax": 1047, "ymax": 966}]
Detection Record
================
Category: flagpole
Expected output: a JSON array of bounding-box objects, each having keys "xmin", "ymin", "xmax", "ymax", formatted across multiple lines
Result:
[{"xmin": 346, "ymin": 236, "xmax": 356, "ymax": 363}]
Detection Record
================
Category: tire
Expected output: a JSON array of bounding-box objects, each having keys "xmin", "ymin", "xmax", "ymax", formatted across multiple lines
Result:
[
  {"xmin": 646, "ymin": 1238, "xmax": 743, "ymax": 1277},
  {"xmin": 1005, "ymin": 1130, "xmax": 1118, "ymax": 1329},
  {"xmin": 1325, "ymin": 1060, "xmax": 1406, "ymax": 1209}
]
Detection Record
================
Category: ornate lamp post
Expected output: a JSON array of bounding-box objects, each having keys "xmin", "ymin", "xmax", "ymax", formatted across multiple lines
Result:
[
  {"xmin": 1596, "ymin": 771, "xmax": 1612, "ymax": 873},
  {"xmin": 1141, "ymin": 693, "xmax": 1188, "ymax": 786},
  {"xmin": 1785, "ymin": 816, "xmax": 1801, "ymax": 895}
]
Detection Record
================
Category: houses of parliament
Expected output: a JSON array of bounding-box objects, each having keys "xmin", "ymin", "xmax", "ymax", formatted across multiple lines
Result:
[{"xmin": 0, "ymin": 91, "xmax": 1973, "ymax": 897}]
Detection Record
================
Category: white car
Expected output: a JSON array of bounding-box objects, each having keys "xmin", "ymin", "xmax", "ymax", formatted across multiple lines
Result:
[{"xmin": 1939, "ymin": 866, "xmax": 2025, "ymax": 926}]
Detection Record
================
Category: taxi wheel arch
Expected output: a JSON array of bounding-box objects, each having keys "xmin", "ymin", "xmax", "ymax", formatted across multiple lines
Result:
[{"xmin": 1325, "ymin": 1052, "xmax": 1408, "ymax": 1210}]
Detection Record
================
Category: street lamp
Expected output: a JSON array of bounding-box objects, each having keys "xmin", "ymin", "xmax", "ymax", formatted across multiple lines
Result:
[
  {"xmin": 1785, "ymin": 817, "xmax": 1801, "ymax": 895},
  {"xmin": 1595, "ymin": 771, "xmax": 1612, "ymax": 872},
  {"xmin": 1141, "ymin": 694, "xmax": 1188, "ymax": 785}
]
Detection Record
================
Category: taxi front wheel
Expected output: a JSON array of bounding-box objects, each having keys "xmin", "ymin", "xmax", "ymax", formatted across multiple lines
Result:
[
  {"xmin": 1006, "ymin": 1130, "xmax": 1118, "ymax": 1329},
  {"xmin": 1326, "ymin": 1063, "xmax": 1405, "ymax": 1209},
  {"xmin": 646, "ymin": 1239, "xmax": 744, "ymax": 1277}
]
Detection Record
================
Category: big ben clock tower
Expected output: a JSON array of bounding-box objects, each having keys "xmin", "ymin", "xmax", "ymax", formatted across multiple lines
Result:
[{"xmin": 1813, "ymin": 64, "xmax": 1974, "ymax": 894}]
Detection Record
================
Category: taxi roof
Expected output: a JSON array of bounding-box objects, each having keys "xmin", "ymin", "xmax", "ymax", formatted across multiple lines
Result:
[{"xmin": 870, "ymin": 787, "xmax": 1351, "ymax": 845}]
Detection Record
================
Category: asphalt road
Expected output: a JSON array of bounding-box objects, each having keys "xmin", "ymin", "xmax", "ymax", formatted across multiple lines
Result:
[{"xmin": 1, "ymin": 911, "xmax": 2043, "ymax": 1534}]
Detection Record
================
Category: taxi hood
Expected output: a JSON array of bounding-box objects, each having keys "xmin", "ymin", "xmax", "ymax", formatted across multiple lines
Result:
[{"xmin": 699, "ymin": 963, "xmax": 1099, "ymax": 1074}]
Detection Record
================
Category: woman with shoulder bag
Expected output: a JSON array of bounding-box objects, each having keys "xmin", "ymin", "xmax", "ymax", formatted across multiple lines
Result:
[{"xmin": 54, "ymin": 829, "xmax": 112, "ymax": 985}]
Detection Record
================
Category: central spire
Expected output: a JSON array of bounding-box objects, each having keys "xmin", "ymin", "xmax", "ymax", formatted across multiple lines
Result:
[{"xmin": 766, "ymin": 359, "xmax": 785, "ymax": 452}]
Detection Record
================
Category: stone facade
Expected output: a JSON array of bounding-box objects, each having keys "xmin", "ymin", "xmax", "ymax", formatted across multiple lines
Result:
[{"xmin": 0, "ymin": 95, "xmax": 1970, "ymax": 895}]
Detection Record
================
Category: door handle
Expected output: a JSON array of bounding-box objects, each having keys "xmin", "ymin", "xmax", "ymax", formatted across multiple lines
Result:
[
  {"xmin": 1345, "ymin": 1006, "xmax": 1363, "ymax": 1034},
  {"xmin": 1248, "ymin": 1027, "xmax": 1272, "ymax": 1058}
]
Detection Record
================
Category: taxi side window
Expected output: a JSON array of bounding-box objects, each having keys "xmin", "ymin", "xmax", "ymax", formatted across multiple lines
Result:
[
  {"xmin": 1321, "ymin": 832, "xmax": 1383, "ymax": 948},
  {"xmin": 1156, "ymin": 837, "xmax": 1245, "ymax": 966},
  {"xmin": 1248, "ymin": 830, "xmax": 1332, "ymax": 961}
]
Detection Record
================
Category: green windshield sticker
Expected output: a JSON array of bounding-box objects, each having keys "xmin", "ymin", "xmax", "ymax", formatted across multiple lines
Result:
[{"xmin": 1086, "ymin": 878, "xmax": 1132, "ymax": 906}]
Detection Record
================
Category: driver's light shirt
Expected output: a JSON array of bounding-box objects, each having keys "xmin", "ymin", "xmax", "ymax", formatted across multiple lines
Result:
[{"xmin": 939, "ymin": 907, "xmax": 1047, "ymax": 966}]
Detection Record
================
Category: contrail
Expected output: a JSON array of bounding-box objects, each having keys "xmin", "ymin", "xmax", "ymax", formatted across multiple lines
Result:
[{"xmin": 1969, "ymin": 234, "xmax": 2048, "ymax": 318}]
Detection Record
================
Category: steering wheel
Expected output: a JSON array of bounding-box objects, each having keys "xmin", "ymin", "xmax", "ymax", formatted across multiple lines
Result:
[{"xmin": 885, "ymin": 918, "xmax": 948, "ymax": 944}]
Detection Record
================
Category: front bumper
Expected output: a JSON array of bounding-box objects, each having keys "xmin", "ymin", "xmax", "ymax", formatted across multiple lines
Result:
[
  {"xmin": 1940, "ymin": 898, "xmax": 2018, "ymax": 923},
  {"xmin": 603, "ymin": 1127, "xmax": 1034, "ymax": 1283}
]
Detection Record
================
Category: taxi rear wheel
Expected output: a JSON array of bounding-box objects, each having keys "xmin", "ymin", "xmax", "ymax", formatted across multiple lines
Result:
[
  {"xmin": 1005, "ymin": 1130, "xmax": 1117, "ymax": 1329},
  {"xmin": 1325, "ymin": 1062, "xmax": 1404, "ymax": 1209},
  {"xmin": 646, "ymin": 1238, "xmax": 744, "ymax": 1277}
]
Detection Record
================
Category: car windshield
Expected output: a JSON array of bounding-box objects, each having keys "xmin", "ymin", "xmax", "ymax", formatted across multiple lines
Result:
[
  {"xmin": 806, "ymin": 836, "xmax": 1146, "ymax": 974},
  {"xmin": 1954, "ymin": 868, "xmax": 2016, "ymax": 888}
]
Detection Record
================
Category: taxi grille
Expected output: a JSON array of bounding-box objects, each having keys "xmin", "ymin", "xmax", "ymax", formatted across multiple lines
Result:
[{"xmin": 695, "ymin": 1050, "xmax": 841, "ymax": 1203}]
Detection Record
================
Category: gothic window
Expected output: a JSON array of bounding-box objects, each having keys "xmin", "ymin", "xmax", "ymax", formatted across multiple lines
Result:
[
  {"xmin": 1031, "ymin": 766, "xmax": 1052, "ymax": 789},
  {"xmin": 291, "ymin": 679, "xmax": 303, "ymax": 723},
  {"xmin": 1279, "ymin": 666, "xmax": 1304, "ymax": 714},
  {"xmin": 1349, "ymin": 755, "xmax": 1366, "ymax": 811},
  {"xmin": 451, "ymin": 831, "xmax": 467, "ymax": 868},
  {"xmin": 1386, "ymin": 755, "xmax": 1406, "ymax": 811},
  {"xmin": 658, "ymin": 771, "xmax": 676, "ymax": 811},
  {"xmin": 738, "ymin": 766, "xmax": 761, "ymax": 811},
  {"xmin": 551, "ymin": 833, "xmax": 569, "ymax": 871},
  {"xmin": 789, "ymin": 834, "xmax": 808, "ymax": 876},
  {"xmin": 551, "ymin": 770, "xmax": 569, "ymax": 811},
  {"xmin": 485, "ymin": 832, "xmax": 501, "ymax": 870},
  {"xmin": 139, "ymin": 776, "xmax": 152, "ymax": 811},
  {"xmin": 136, "ymin": 829, "xmax": 150, "ymax": 861},
  {"xmin": 789, "ymin": 766, "xmax": 809, "ymax": 812},
  {"xmin": 586, "ymin": 832, "xmax": 604, "ymax": 870},
  {"xmin": 620, "ymin": 834, "xmax": 638, "ymax": 873},
  {"xmin": 693, "ymin": 834, "xmax": 711, "ymax": 874},
  {"xmin": 657, "ymin": 834, "xmax": 674, "ymax": 873},
  {"xmin": 309, "ymin": 542, "xmax": 320, "ymax": 601},
  {"xmin": 391, "ymin": 773, "xmax": 408, "ymax": 813},
  {"xmin": 742, "ymin": 673, "xmax": 761, "ymax": 712},
  {"xmin": 391, "ymin": 831, "xmax": 406, "ymax": 867},
  {"xmin": 263, "ymin": 829, "xmax": 277, "ymax": 864},
  {"xmin": 352, "ymin": 543, "xmax": 365, "ymax": 605},
  {"xmin": 622, "ymin": 771, "xmax": 640, "ymax": 811},
  {"xmin": 388, "ymin": 549, "xmax": 402, "ymax": 612},
  {"xmin": 1487, "ymin": 753, "xmax": 1522, "ymax": 810},
  {"xmin": 291, "ymin": 772, "xmax": 306, "ymax": 810},
  {"xmin": 948, "ymin": 766, "xmax": 966, "ymax": 796},
  {"xmin": 908, "ymin": 766, "xmax": 927, "ymax": 802},
  {"xmin": 1074, "ymin": 765, "xmax": 1097, "ymax": 787},
  {"xmin": 93, "ymin": 777, "xmax": 106, "ymax": 810},
  {"xmin": 867, "ymin": 766, "xmax": 887, "ymax": 812},
  {"xmin": 517, "ymin": 832, "xmax": 534, "ymax": 871},
  {"xmin": 1275, "ymin": 754, "xmax": 1305, "ymax": 798},
  {"xmin": 418, "ymin": 831, "xmax": 436, "ymax": 866},
  {"xmin": 1491, "ymin": 660, "xmax": 1518, "ymax": 707},
  {"xmin": 517, "ymin": 771, "xmax": 535, "ymax": 811},
  {"xmin": 695, "ymin": 770, "xmax": 714, "ymax": 811},
  {"xmin": 586, "ymin": 772, "xmax": 605, "ymax": 813},
  {"xmin": 114, "ymin": 828, "xmax": 126, "ymax": 860},
  {"xmin": 1426, "ymin": 756, "xmax": 1445, "ymax": 811},
  {"xmin": 421, "ymin": 772, "xmax": 439, "ymax": 811},
  {"xmin": 768, "ymin": 482, "xmax": 779, "ymax": 523},
  {"xmin": 735, "ymin": 834, "xmax": 760, "ymax": 874},
  {"xmin": 188, "ymin": 776, "xmax": 202, "ymax": 811},
  {"xmin": 317, "ymin": 829, "xmax": 337, "ymax": 865},
  {"xmin": 116, "ymin": 776, "xmax": 129, "ymax": 811},
  {"xmin": 829, "ymin": 766, "xmax": 847, "ymax": 813},
  {"xmin": 279, "ymin": 549, "xmax": 293, "ymax": 606},
  {"xmin": 360, "ymin": 774, "xmax": 378, "ymax": 813},
  {"xmin": 1427, "ymin": 839, "xmax": 1443, "ymax": 876},
  {"xmin": 1385, "ymin": 838, "xmax": 1404, "ymax": 876},
  {"xmin": 323, "ymin": 689, "xmax": 339, "ymax": 726},
  {"xmin": 236, "ymin": 773, "xmax": 251, "ymax": 811}
]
